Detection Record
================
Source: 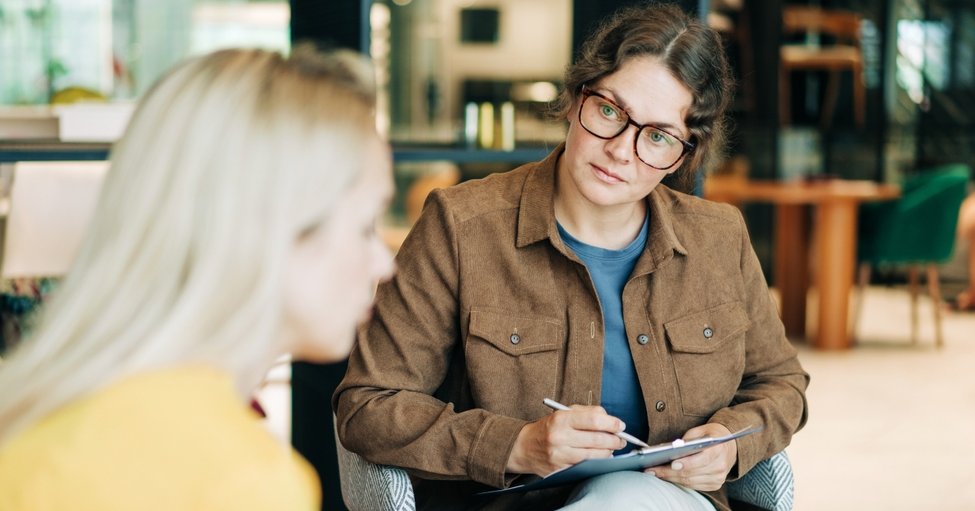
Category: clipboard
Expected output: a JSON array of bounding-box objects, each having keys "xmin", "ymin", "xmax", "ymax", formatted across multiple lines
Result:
[{"xmin": 478, "ymin": 426, "xmax": 762, "ymax": 496}]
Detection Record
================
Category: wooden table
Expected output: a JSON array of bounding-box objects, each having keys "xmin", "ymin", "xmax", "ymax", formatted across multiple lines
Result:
[{"xmin": 705, "ymin": 178, "xmax": 900, "ymax": 350}]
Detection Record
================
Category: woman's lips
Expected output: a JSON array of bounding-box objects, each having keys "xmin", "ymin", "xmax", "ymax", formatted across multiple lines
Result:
[{"xmin": 591, "ymin": 163, "xmax": 624, "ymax": 184}]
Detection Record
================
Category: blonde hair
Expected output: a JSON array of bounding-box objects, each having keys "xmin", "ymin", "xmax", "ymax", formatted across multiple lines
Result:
[{"xmin": 0, "ymin": 46, "xmax": 378, "ymax": 444}]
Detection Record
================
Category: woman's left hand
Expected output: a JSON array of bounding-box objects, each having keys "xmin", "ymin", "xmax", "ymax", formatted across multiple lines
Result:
[{"xmin": 644, "ymin": 423, "xmax": 737, "ymax": 492}]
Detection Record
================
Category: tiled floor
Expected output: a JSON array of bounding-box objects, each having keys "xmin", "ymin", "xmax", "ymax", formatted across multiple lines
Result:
[
  {"xmin": 257, "ymin": 285, "xmax": 975, "ymax": 510},
  {"xmin": 790, "ymin": 286, "xmax": 975, "ymax": 510}
]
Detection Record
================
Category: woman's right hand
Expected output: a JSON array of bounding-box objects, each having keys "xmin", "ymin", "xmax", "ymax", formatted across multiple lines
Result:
[{"xmin": 505, "ymin": 405, "xmax": 627, "ymax": 476}]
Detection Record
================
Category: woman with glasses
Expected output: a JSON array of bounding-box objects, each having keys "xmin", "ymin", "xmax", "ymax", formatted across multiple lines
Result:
[{"xmin": 335, "ymin": 4, "xmax": 808, "ymax": 511}]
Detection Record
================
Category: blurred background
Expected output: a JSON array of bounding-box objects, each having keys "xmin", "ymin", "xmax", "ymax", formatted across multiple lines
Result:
[
  {"xmin": 3, "ymin": 0, "xmax": 972, "ymax": 278},
  {"xmin": 1, "ymin": 1, "xmax": 973, "ymax": 510}
]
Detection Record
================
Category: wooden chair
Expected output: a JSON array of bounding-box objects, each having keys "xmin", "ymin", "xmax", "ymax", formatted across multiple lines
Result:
[
  {"xmin": 404, "ymin": 165, "xmax": 460, "ymax": 224},
  {"xmin": 709, "ymin": 0, "xmax": 755, "ymax": 112},
  {"xmin": 779, "ymin": 6, "xmax": 865, "ymax": 129},
  {"xmin": 379, "ymin": 164, "xmax": 460, "ymax": 253}
]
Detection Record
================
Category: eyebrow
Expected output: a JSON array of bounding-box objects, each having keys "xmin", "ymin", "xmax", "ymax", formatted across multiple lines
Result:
[{"xmin": 594, "ymin": 87, "xmax": 688, "ymax": 137}]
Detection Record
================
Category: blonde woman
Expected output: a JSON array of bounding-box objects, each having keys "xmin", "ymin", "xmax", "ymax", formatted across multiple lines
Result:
[{"xmin": 0, "ymin": 46, "xmax": 394, "ymax": 510}]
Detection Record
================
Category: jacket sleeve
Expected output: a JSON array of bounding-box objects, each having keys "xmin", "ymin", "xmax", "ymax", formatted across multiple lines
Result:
[
  {"xmin": 332, "ymin": 189, "xmax": 528, "ymax": 489},
  {"xmin": 708, "ymin": 208, "xmax": 810, "ymax": 479}
]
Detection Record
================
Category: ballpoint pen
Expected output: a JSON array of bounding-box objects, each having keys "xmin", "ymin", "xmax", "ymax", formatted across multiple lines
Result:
[{"xmin": 542, "ymin": 398, "xmax": 651, "ymax": 449}]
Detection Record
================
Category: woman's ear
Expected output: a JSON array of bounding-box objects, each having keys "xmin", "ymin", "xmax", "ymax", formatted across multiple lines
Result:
[{"xmin": 567, "ymin": 96, "xmax": 581, "ymax": 124}]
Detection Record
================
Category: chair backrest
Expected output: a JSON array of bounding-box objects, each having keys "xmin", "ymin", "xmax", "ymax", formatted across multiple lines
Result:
[
  {"xmin": 782, "ymin": 6, "xmax": 861, "ymax": 45},
  {"xmin": 858, "ymin": 163, "xmax": 971, "ymax": 265},
  {"xmin": 404, "ymin": 164, "xmax": 460, "ymax": 224},
  {"xmin": 0, "ymin": 161, "xmax": 109, "ymax": 279}
]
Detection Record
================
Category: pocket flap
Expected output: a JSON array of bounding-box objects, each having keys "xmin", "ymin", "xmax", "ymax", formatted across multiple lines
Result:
[
  {"xmin": 664, "ymin": 302, "xmax": 749, "ymax": 354},
  {"xmin": 468, "ymin": 309, "xmax": 562, "ymax": 356}
]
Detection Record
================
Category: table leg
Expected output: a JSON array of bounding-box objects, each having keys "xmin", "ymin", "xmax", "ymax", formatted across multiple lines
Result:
[
  {"xmin": 814, "ymin": 200, "xmax": 858, "ymax": 349},
  {"xmin": 774, "ymin": 204, "xmax": 809, "ymax": 338}
]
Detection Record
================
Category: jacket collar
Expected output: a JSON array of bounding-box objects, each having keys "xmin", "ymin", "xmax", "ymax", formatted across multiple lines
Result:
[
  {"xmin": 637, "ymin": 187, "xmax": 689, "ymax": 275},
  {"xmin": 516, "ymin": 144, "xmax": 688, "ymax": 270},
  {"xmin": 516, "ymin": 143, "xmax": 564, "ymax": 248}
]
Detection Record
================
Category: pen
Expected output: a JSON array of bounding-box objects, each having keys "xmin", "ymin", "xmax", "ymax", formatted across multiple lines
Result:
[{"xmin": 542, "ymin": 398, "xmax": 651, "ymax": 449}]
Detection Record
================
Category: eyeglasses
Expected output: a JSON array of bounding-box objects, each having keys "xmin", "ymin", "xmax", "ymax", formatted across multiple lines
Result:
[{"xmin": 578, "ymin": 87, "xmax": 694, "ymax": 170}]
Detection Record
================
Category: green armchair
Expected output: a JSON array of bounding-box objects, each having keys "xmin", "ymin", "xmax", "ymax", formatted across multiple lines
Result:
[{"xmin": 855, "ymin": 163, "xmax": 971, "ymax": 346}]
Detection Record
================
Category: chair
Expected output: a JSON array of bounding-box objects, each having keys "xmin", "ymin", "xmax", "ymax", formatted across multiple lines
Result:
[
  {"xmin": 709, "ymin": 0, "xmax": 755, "ymax": 112},
  {"xmin": 779, "ymin": 6, "xmax": 865, "ymax": 129},
  {"xmin": 379, "ymin": 164, "xmax": 461, "ymax": 253},
  {"xmin": 0, "ymin": 161, "xmax": 108, "ymax": 278},
  {"xmin": 334, "ymin": 429, "xmax": 795, "ymax": 511},
  {"xmin": 854, "ymin": 164, "xmax": 971, "ymax": 347},
  {"xmin": 404, "ymin": 164, "xmax": 460, "ymax": 224},
  {"xmin": 0, "ymin": 161, "xmax": 107, "ymax": 352}
]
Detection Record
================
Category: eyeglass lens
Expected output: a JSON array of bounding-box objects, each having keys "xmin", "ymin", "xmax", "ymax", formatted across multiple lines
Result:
[{"xmin": 580, "ymin": 94, "xmax": 686, "ymax": 169}]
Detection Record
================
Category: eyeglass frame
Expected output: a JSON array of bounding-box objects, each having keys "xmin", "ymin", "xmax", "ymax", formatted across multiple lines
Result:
[{"xmin": 577, "ymin": 86, "xmax": 695, "ymax": 170}]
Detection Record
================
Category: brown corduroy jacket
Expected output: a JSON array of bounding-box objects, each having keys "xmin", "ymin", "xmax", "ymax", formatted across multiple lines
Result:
[{"xmin": 334, "ymin": 146, "xmax": 809, "ymax": 511}]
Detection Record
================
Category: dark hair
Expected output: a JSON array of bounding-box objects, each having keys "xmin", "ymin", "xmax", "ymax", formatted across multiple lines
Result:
[{"xmin": 554, "ymin": 2, "xmax": 733, "ymax": 193}]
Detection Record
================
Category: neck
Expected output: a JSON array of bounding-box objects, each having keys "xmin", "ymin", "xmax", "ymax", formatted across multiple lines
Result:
[{"xmin": 554, "ymin": 162, "xmax": 648, "ymax": 250}]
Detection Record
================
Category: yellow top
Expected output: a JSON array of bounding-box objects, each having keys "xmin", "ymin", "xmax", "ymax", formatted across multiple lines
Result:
[{"xmin": 0, "ymin": 366, "xmax": 320, "ymax": 511}]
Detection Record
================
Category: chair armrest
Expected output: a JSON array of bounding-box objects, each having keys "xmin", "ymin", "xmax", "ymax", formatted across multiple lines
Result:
[
  {"xmin": 726, "ymin": 451, "xmax": 794, "ymax": 511},
  {"xmin": 334, "ymin": 424, "xmax": 417, "ymax": 511},
  {"xmin": 334, "ymin": 421, "xmax": 791, "ymax": 511}
]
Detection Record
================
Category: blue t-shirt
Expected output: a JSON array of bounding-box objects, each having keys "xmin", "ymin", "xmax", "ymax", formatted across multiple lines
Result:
[{"xmin": 557, "ymin": 216, "xmax": 650, "ymax": 453}]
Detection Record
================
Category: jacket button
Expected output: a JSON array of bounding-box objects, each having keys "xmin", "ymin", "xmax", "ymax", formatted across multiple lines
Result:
[
  {"xmin": 510, "ymin": 333, "xmax": 521, "ymax": 344},
  {"xmin": 637, "ymin": 334, "xmax": 649, "ymax": 345},
  {"xmin": 703, "ymin": 327, "xmax": 714, "ymax": 339},
  {"xmin": 655, "ymin": 401, "xmax": 666, "ymax": 412}
]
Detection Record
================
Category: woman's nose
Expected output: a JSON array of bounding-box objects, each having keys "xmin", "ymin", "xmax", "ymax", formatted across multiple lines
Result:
[{"xmin": 604, "ymin": 125, "xmax": 637, "ymax": 163}]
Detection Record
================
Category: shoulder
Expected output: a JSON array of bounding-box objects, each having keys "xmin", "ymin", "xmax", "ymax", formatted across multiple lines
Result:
[
  {"xmin": 100, "ymin": 367, "xmax": 298, "ymax": 464},
  {"xmin": 0, "ymin": 367, "xmax": 318, "ymax": 510},
  {"xmin": 657, "ymin": 185, "xmax": 744, "ymax": 226},
  {"xmin": 652, "ymin": 186, "xmax": 749, "ymax": 253},
  {"xmin": 429, "ymin": 163, "xmax": 537, "ymax": 225}
]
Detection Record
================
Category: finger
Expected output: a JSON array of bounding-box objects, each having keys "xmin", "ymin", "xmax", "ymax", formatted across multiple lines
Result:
[
  {"xmin": 670, "ymin": 469, "xmax": 728, "ymax": 492},
  {"xmin": 659, "ymin": 473, "xmax": 725, "ymax": 492},
  {"xmin": 671, "ymin": 447, "xmax": 735, "ymax": 477},
  {"xmin": 650, "ymin": 465, "xmax": 726, "ymax": 491},
  {"xmin": 574, "ymin": 447, "xmax": 618, "ymax": 460},
  {"xmin": 683, "ymin": 422, "xmax": 731, "ymax": 441},
  {"xmin": 648, "ymin": 466, "xmax": 689, "ymax": 487},
  {"xmin": 564, "ymin": 429, "xmax": 627, "ymax": 451},
  {"xmin": 643, "ymin": 462, "xmax": 673, "ymax": 481},
  {"xmin": 641, "ymin": 450, "xmax": 708, "ymax": 478},
  {"xmin": 648, "ymin": 456, "xmax": 719, "ymax": 479},
  {"xmin": 680, "ymin": 424, "xmax": 714, "ymax": 441},
  {"xmin": 563, "ymin": 406, "xmax": 626, "ymax": 433},
  {"xmin": 542, "ymin": 417, "xmax": 625, "ymax": 452},
  {"xmin": 567, "ymin": 404, "xmax": 607, "ymax": 414},
  {"xmin": 667, "ymin": 449, "xmax": 713, "ymax": 471},
  {"xmin": 651, "ymin": 454, "xmax": 731, "ymax": 490}
]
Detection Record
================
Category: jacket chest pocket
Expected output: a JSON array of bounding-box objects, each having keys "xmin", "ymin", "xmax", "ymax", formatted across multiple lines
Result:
[
  {"xmin": 465, "ymin": 309, "xmax": 563, "ymax": 420},
  {"xmin": 665, "ymin": 301, "xmax": 748, "ymax": 418}
]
